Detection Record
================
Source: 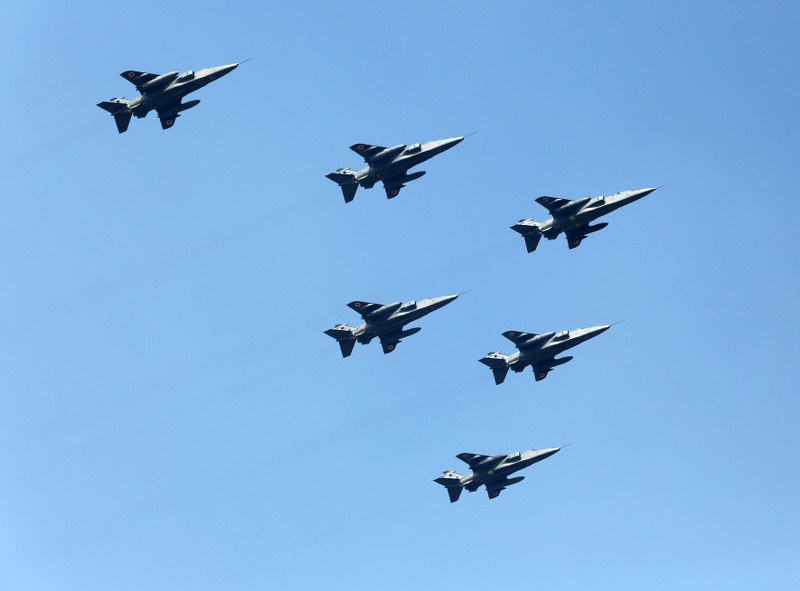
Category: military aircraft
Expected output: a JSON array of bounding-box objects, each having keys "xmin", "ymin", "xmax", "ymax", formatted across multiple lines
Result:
[
  {"xmin": 479, "ymin": 324, "xmax": 613, "ymax": 384},
  {"xmin": 511, "ymin": 187, "xmax": 659, "ymax": 252},
  {"xmin": 325, "ymin": 136, "xmax": 467, "ymax": 203},
  {"xmin": 435, "ymin": 446, "xmax": 562, "ymax": 502},
  {"xmin": 324, "ymin": 293, "xmax": 462, "ymax": 356},
  {"xmin": 97, "ymin": 62, "xmax": 244, "ymax": 133}
]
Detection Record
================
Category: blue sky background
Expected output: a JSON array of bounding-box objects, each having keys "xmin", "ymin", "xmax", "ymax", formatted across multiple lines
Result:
[{"xmin": 2, "ymin": 1, "xmax": 799, "ymax": 589}]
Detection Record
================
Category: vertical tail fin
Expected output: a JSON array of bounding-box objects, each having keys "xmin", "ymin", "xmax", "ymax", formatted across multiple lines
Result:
[
  {"xmin": 479, "ymin": 353, "xmax": 511, "ymax": 385},
  {"xmin": 325, "ymin": 169, "xmax": 359, "ymax": 203},
  {"xmin": 511, "ymin": 220, "xmax": 543, "ymax": 253},
  {"xmin": 434, "ymin": 471, "xmax": 464, "ymax": 503},
  {"xmin": 112, "ymin": 112, "xmax": 133, "ymax": 134},
  {"xmin": 97, "ymin": 99, "xmax": 133, "ymax": 134},
  {"xmin": 324, "ymin": 324, "xmax": 358, "ymax": 358}
]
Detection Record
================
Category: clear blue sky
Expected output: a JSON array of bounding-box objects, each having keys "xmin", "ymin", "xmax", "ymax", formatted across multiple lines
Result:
[{"xmin": 2, "ymin": 1, "xmax": 799, "ymax": 589}]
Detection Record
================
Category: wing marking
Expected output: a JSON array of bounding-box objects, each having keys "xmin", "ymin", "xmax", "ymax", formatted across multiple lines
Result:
[
  {"xmin": 536, "ymin": 196, "xmax": 572, "ymax": 214},
  {"xmin": 156, "ymin": 102, "xmax": 182, "ymax": 130},
  {"xmin": 502, "ymin": 330, "xmax": 538, "ymax": 345},
  {"xmin": 382, "ymin": 181, "xmax": 403, "ymax": 199},
  {"xmin": 379, "ymin": 332, "xmax": 403, "ymax": 354},
  {"xmin": 532, "ymin": 355, "xmax": 573, "ymax": 381},
  {"xmin": 564, "ymin": 225, "xmax": 590, "ymax": 249},
  {"xmin": 347, "ymin": 300, "xmax": 384, "ymax": 319},
  {"xmin": 350, "ymin": 143, "xmax": 387, "ymax": 163},
  {"xmin": 485, "ymin": 475, "xmax": 524, "ymax": 499},
  {"xmin": 120, "ymin": 70, "xmax": 159, "ymax": 90}
]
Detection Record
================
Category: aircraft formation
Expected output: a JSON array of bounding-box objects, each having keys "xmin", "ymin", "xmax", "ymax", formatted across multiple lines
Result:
[{"xmin": 97, "ymin": 63, "xmax": 661, "ymax": 503}]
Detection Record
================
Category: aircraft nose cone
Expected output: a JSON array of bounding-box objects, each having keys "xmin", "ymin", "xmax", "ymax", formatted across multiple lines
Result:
[
  {"xmin": 214, "ymin": 63, "xmax": 239, "ymax": 77},
  {"xmin": 439, "ymin": 293, "xmax": 460, "ymax": 305},
  {"xmin": 425, "ymin": 293, "xmax": 461, "ymax": 310},
  {"xmin": 534, "ymin": 447, "xmax": 561, "ymax": 461},
  {"xmin": 575, "ymin": 324, "xmax": 612, "ymax": 342},
  {"xmin": 636, "ymin": 187, "xmax": 659, "ymax": 198}
]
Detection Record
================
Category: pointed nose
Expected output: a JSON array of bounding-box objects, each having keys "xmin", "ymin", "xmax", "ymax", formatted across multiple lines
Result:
[
  {"xmin": 423, "ymin": 293, "xmax": 461, "ymax": 311},
  {"xmin": 591, "ymin": 324, "xmax": 613, "ymax": 336},
  {"xmin": 634, "ymin": 187, "xmax": 659, "ymax": 198},
  {"xmin": 437, "ymin": 293, "xmax": 460, "ymax": 306},
  {"xmin": 532, "ymin": 447, "xmax": 561, "ymax": 461},
  {"xmin": 215, "ymin": 63, "xmax": 239, "ymax": 77}
]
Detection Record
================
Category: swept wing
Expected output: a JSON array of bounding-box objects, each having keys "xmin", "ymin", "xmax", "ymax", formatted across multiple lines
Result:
[
  {"xmin": 120, "ymin": 70, "xmax": 160, "ymax": 90},
  {"xmin": 349, "ymin": 143, "xmax": 387, "ymax": 163},
  {"xmin": 379, "ymin": 331, "xmax": 403, "ymax": 354},
  {"xmin": 532, "ymin": 355, "xmax": 573, "ymax": 381},
  {"xmin": 485, "ymin": 476, "xmax": 525, "ymax": 499},
  {"xmin": 347, "ymin": 301, "xmax": 402, "ymax": 321},
  {"xmin": 502, "ymin": 330, "xmax": 538, "ymax": 346},
  {"xmin": 564, "ymin": 225, "xmax": 591, "ymax": 249},
  {"xmin": 381, "ymin": 177, "xmax": 405, "ymax": 199},
  {"xmin": 456, "ymin": 452, "xmax": 506, "ymax": 471},
  {"xmin": 156, "ymin": 101, "xmax": 182, "ymax": 130},
  {"xmin": 535, "ymin": 196, "xmax": 572, "ymax": 214}
]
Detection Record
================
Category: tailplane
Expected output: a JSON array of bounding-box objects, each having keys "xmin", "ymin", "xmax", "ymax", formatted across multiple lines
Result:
[
  {"xmin": 97, "ymin": 98, "xmax": 133, "ymax": 134},
  {"xmin": 434, "ymin": 471, "xmax": 464, "ymax": 503},
  {"xmin": 479, "ymin": 352, "xmax": 511, "ymax": 385},
  {"xmin": 325, "ymin": 168, "xmax": 359, "ymax": 203},
  {"xmin": 324, "ymin": 324, "xmax": 358, "ymax": 358}
]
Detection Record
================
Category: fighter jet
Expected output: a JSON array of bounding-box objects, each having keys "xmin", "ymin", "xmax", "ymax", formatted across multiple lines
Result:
[
  {"xmin": 325, "ymin": 136, "xmax": 467, "ymax": 203},
  {"xmin": 479, "ymin": 324, "xmax": 612, "ymax": 384},
  {"xmin": 511, "ymin": 187, "xmax": 659, "ymax": 252},
  {"xmin": 435, "ymin": 446, "xmax": 562, "ymax": 502},
  {"xmin": 97, "ymin": 62, "xmax": 244, "ymax": 133},
  {"xmin": 324, "ymin": 294, "xmax": 462, "ymax": 356}
]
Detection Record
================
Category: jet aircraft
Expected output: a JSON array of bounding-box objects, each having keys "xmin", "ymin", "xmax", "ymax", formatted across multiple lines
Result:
[
  {"xmin": 479, "ymin": 324, "xmax": 612, "ymax": 384},
  {"xmin": 511, "ymin": 187, "xmax": 659, "ymax": 251},
  {"xmin": 325, "ymin": 136, "xmax": 466, "ymax": 203},
  {"xmin": 435, "ymin": 446, "xmax": 562, "ymax": 502},
  {"xmin": 324, "ymin": 294, "xmax": 462, "ymax": 356},
  {"xmin": 97, "ymin": 62, "xmax": 244, "ymax": 133}
]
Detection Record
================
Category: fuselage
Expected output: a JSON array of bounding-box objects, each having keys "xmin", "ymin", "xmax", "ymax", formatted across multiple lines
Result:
[
  {"xmin": 354, "ymin": 137, "xmax": 463, "ymax": 188},
  {"xmin": 508, "ymin": 326, "xmax": 610, "ymax": 372},
  {"xmin": 354, "ymin": 295, "xmax": 458, "ymax": 343},
  {"xmin": 126, "ymin": 64, "xmax": 238, "ymax": 118},
  {"xmin": 461, "ymin": 448, "xmax": 561, "ymax": 491},
  {"xmin": 539, "ymin": 188, "xmax": 656, "ymax": 239}
]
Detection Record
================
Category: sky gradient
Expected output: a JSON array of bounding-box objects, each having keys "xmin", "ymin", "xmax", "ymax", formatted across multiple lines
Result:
[{"xmin": 2, "ymin": 2, "xmax": 799, "ymax": 589}]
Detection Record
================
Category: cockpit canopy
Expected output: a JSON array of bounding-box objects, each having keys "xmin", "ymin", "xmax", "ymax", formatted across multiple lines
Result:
[
  {"xmin": 506, "ymin": 452, "xmax": 521, "ymax": 462},
  {"xmin": 553, "ymin": 330, "xmax": 569, "ymax": 341},
  {"xmin": 403, "ymin": 300, "xmax": 417, "ymax": 309},
  {"xmin": 404, "ymin": 143, "xmax": 421, "ymax": 154},
  {"xmin": 177, "ymin": 70, "xmax": 195, "ymax": 82}
]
